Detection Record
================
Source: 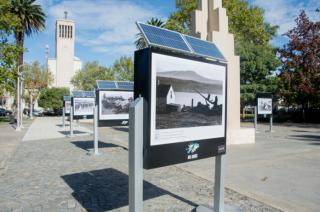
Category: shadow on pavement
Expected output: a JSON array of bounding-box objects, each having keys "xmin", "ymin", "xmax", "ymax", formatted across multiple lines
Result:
[
  {"xmin": 71, "ymin": 140, "xmax": 128, "ymax": 151},
  {"xmin": 112, "ymin": 126, "xmax": 129, "ymax": 133},
  {"xmin": 289, "ymin": 134, "xmax": 320, "ymax": 142},
  {"xmin": 58, "ymin": 130, "xmax": 90, "ymax": 136},
  {"xmin": 61, "ymin": 168, "xmax": 196, "ymax": 211},
  {"xmin": 56, "ymin": 124, "xmax": 70, "ymax": 127}
]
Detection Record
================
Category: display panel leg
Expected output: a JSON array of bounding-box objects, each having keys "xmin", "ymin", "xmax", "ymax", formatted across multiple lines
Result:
[
  {"xmin": 62, "ymin": 108, "xmax": 65, "ymax": 129},
  {"xmin": 196, "ymin": 155, "xmax": 239, "ymax": 212},
  {"xmin": 214, "ymin": 155, "xmax": 225, "ymax": 212},
  {"xmin": 254, "ymin": 106, "xmax": 259, "ymax": 133},
  {"xmin": 269, "ymin": 115, "xmax": 274, "ymax": 132},
  {"xmin": 129, "ymin": 97, "xmax": 144, "ymax": 212},
  {"xmin": 93, "ymin": 104, "xmax": 100, "ymax": 155},
  {"xmin": 69, "ymin": 107, "xmax": 73, "ymax": 137}
]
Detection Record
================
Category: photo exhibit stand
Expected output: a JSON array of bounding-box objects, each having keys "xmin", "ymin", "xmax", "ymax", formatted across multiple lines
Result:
[
  {"xmin": 129, "ymin": 97, "xmax": 144, "ymax": 212},
  {"xmin": 69, "ymin": 107, "xmax": 73, "ymax": 137}
]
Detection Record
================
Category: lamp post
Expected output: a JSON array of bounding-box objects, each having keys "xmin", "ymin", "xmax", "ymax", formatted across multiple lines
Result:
[{"xmin": 16, "ymin": 63, "xmax": 27, "ymax": 131}]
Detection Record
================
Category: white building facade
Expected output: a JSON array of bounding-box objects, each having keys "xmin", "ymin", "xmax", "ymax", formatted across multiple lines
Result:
[{"xmin": 48, "ymin": 14, "xmax": 82, "ymax": 88}]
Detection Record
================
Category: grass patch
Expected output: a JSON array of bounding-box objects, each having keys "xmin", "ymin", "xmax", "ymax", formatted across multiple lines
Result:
[{"xmin": 0, "ymin": 116, "xmax": 10, "ymax": 123}]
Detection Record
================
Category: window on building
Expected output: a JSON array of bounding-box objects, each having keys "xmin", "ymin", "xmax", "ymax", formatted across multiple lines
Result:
[
  {"xmin": 70, "ymin": 26, "xmax": 72, "ymax": 38},
  {"xmin": 62, "ymin": 25, "xmax": 64, "ymax": 38},
  {"xmin": 59, "ymin": 25, "xmax": 61, "ymax": 37}
]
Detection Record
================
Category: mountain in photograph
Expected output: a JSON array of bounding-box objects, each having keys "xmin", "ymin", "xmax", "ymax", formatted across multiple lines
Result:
[{"xmin": 157, "ymin": 71, "xmax": 223, "ymax": 94}]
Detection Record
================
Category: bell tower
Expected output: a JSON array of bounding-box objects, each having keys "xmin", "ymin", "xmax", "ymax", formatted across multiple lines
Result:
[{"xmin": 55, "ymin": 11, "xmax": 75, "ymax": 88}]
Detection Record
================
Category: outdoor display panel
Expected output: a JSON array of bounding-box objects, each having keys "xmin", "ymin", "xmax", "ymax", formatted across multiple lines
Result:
[
  {"xmin": 64, "ymin": 101, "xmax": 71, "ymax": 114},
  {"xmin": 72, "ymin": 97, "xmax": 95, "ymax": 120},
  {"xmin": 97, "ymin": 89, "xmax": 134, "ymax": 126},
  {"xmin": 256, "ymin": 93, "xmax": 273, "ymax": 115},
  {"xmin": 134, "ymin": 48, "xmax": 227, "ymax": 169}
]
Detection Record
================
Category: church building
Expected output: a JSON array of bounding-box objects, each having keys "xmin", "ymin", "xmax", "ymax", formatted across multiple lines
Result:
[{"xmin": 48, "ymin": 12, "xmax": 82, "ymax": 89}]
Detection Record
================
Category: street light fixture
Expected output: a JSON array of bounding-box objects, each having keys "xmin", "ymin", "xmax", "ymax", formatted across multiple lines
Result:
[{"xmin": 15, "ymin": 63, "xmax": 27, "ymax": 131}]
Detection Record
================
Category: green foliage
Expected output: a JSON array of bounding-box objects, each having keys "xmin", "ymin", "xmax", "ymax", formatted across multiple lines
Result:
[
  {"xmin": 71, "ymin": 61, "xmax": 114, "ymax": 90},
  {"xmin": 240, "ymin": 76, "xmax": 279, "ymax": 107},
  {"xmin": 278, "ymin": 10, "xmax": 320, "ymax": 108},
  {"xmin": 10, "ymin": 0, "xmax": 46, "ymax": 79},
  {"xmin": 166, "ymin": 0, "xmax": 197, "ymax": 34},
  {"xmin": 23, "ymin": 61, "xmax": 53, "ymax": 108},
  {"xmin": 238, "ymin": 42, "xmax": 280, "ymax": 84},
  {"xmin": 223, "ymin": 0, "xmax": 277, "ymax": 45},
  {"xmin": 0, "ymin": 0, "xmax": 21, "ymax": 95},
  {"xmin": 112, "ymin": 56, "xmax": 134, "ymax": 81},
  {"xmin": 10, "ymin": 0, "xmax": 46, "ymax": 36},
  {"xmin": 38, "ymin": 87, "xmax": 69, "ymax": 110}
]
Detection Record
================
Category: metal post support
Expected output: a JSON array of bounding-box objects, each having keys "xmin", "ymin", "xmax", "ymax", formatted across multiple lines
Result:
[
  {"xmin": 214, "ymin": 155, "xmax": 225, "ymax": 212},
  {"xmin": 269, "ymin": 115, "xmax": 273, "ymax": 132},
  {"xmin": 69, "ymin": 107, "xmax": 73, "ymax": 137},
  {"xmin": 196, "ymin": 154, "xmax": 229, "ymax": 212},
  {"xmin": 93, "ymin": 104, "xmax": 99, "ymax": 155},
  {"xmin": 20, "ymin": 79, "xmax": 24, "ymax": 129},
  {"xmin": 254, "ymin": 106, "xmax": 258, "ymax": 132},
  {"xmin": 129, "ymin": 97, "xmax": 144, "ymax": 212},
  {"xmin": 62, "ymin": 108, "xmax": 65, "ymax": 129}
]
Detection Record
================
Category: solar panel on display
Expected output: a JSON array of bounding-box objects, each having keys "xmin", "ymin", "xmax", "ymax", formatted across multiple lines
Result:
[
  {"xmin": 117, "ymin": 81, "xmax": 134, "ymax": 90},
  {"xmin": 137, "ymin": 22, "xmax": 226, "ymax": 61},
  {"xmin": 184, "ymin": 35, "xmax": 226, "ymax": 61},
  {"xmin": 137, "ymin": 23, "xmax": 191, "ymax": 53},
  {"xmin": 96, "ymin": 80, "xmax": 116, "ymax": 89},
  {"xmin": 63, "ymin": 96, "xmax": 71, "ymax": 101},
  {"xmin": 72, "ymin": 90, "xmax": 95, "ymax": 98}
]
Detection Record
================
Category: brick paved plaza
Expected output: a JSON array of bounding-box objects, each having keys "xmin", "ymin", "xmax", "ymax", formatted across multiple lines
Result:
[{"xmin": 0, "ymin": 117, "xmax": 319, "ymax": 211}]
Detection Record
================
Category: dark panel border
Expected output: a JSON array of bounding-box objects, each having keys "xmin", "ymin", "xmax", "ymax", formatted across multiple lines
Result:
[{"xmin": 134, "ymin": 47, "xmax": 228, "ymax": 169}]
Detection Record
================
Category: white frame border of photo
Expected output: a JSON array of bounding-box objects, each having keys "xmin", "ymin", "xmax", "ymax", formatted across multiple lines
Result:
[
  {"xmin": 150, "ymin": 53, "xmax": 226, "ymax": 146},
  {"xmin": 257, "ymin": 97, "xmax": 273, "ymax": 115},
  {"xmin": 98, "ymin": 90, "xmax": 133, "ymax": 120},
  {"xmin": 73, "ymin": 97, "xmax": 95, "ymax": 116}
]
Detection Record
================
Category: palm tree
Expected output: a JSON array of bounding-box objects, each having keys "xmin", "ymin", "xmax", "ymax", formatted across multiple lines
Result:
[
  {"xmin": 135, "ymin": 18, "xmax": 165, "ymax": 50},
  {"xmin": 11, "ymin": 0, "xmax": 46, "ymax": 69},
  {"xmin": 10, "ymin": 0, "xmax": 45, "ymax": 125}
]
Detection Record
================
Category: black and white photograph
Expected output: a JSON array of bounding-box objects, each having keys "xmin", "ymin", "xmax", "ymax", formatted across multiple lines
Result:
[
  {"xmin": 257, "ymin": 98, "xmax": 272, "ymax": 115},
  {"xmin": 151, "ymin": 53, "xmax": 226, "ymax": 146},
  {"xmin": 65, "ymin": 101, "xmax": 71, "ymax": 114},
  {"xmin": 99, "ymin": 91, "xmax": 133, "ymax": 120},
  {"xmin": 73, "ymin": 98, "xmax": 95, "ymax": 116}
]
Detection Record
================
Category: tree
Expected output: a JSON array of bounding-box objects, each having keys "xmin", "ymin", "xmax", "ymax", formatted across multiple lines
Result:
[
  {"xmin": 278, "ymin": 10, "xmax": 320, "ymax": 108},
  {"xmin": 38, "ymin": 87, "xmax": 69, "ymax": 111},
  {"xmin": 10, "ymin": 0, "xmax": 45, "ymax": 120},
  {"xmin": 166, "ymin": 0, "xmax": 197, "ymax": 34},
  {"xmin": 112, "ymin": 56, "xmax": 134, "ymax": 81},
  {"xmin": 0, "ymin": 0, "xmax": 21, "ymax": 96},
  {"xmin": 71, "ymin": 61, "xmax": 114, "ymax": 90},
  {"xmin": 23, "ymin": 61, "xmax": 53, "ymax": 117},
  {"xmin": 135, "ymin": 18, "xmax": 165, "ymax": 49}
]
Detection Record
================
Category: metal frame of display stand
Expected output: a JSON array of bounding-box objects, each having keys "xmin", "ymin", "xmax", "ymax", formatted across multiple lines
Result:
[
  {"xmin": 128, "ymin": 97, "xmax": 235, "ymax": 212},
  {"xmin": 254, "ymin": 106, "xmax": 274, "ymax": 133}
]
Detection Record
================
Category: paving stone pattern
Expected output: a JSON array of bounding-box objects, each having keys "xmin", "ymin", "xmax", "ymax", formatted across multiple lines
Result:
[{"xmin": 0, "ymin": 122, "xmax": 281, "ymax": 211}]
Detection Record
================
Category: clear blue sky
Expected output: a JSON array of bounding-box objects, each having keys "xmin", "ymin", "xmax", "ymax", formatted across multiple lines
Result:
[{"xmin": 25, "ymin": 0, "xmax": 318, "ymax": 67}]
